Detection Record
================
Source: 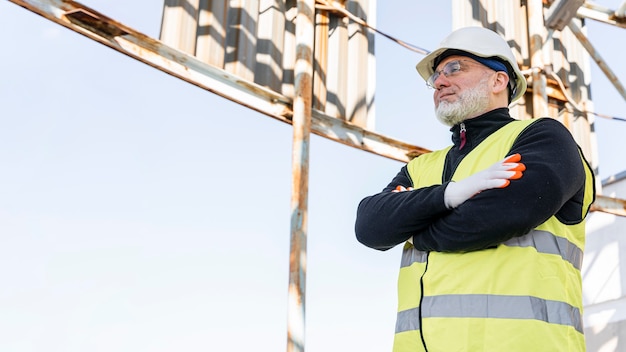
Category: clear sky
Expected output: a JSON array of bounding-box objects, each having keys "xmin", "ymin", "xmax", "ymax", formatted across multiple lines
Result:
[{"xmin": 1, "ymin": 1, "xmax": 625, "ymax": 351}]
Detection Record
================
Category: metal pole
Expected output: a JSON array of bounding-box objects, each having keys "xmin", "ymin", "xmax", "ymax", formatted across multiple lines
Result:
[
  {"xmin": 287, "ymin": 0, "xmax": 314, "ymax": 351},
  {"xmin": 567, "ymin": 20, "xmax": 626, "ymax": 102}
]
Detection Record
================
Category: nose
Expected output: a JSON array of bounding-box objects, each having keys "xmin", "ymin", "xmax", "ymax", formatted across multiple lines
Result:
[{"xmin": 432, "ymin": 71, "xmax": 449, "ymax": 89}]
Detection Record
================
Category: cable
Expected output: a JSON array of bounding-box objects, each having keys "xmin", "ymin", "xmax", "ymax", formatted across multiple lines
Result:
[
  {"xmin": 314, "ymin": 0, "xmax": 430, "ymax": 55},
  {"xmin": 521, "ymin": 67, "xmax": 626, "ymax": 122},
  {"xmin": 588, "ymin": 111, "xmax": 626, "ymax": 122},
  {"xmin": 549, "ymin": 70, "xmax": 626, "ymax": 122}
]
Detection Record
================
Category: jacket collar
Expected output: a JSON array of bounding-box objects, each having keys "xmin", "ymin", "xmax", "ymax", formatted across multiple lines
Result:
[{"xmin": 450, "ymin": 108, "xmax": 515, "ymax": 150}]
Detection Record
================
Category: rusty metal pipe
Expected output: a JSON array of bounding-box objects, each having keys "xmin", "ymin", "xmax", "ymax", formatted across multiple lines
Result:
[
  {"xmin": 287, "ymin": 0, "xmax": 315, "ymax": 351},
  {"xmin": 567, "ymin": 20, "xmax": 626, "ymax": 103}
]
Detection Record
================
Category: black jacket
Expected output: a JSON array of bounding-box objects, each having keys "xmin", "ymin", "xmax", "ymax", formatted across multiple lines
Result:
[{"xmin": 355, "ymin": 108, "xmax": 593, "ymax": 252}]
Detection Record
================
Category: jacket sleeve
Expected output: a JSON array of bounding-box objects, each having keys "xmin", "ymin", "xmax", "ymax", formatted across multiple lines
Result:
[
  {"xmin": 410, "ymin": 118, "xmax": 590, "ymax": 252},
  {"xmin": 354, "ymin": 166, "xmax": 450, "ymax": 251}
]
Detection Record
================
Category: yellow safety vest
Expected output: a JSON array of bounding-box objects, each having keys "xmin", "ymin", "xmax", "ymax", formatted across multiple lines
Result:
[{"xmin": 393, "ymin": 119, "xmax": 595, "ymax": 352}]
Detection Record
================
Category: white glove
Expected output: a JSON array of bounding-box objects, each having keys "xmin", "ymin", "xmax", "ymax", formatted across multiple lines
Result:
[{"xmin": 444, "ymin": 153, "xmax": 525, "ymax": 209}]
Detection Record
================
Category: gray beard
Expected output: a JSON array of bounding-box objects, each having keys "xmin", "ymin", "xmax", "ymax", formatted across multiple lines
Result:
[{"xmin": 435, "ymin": 78, "xmax": 491, "ymax": 126}]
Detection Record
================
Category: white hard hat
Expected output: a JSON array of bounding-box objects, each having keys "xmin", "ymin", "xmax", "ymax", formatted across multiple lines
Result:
[{"xmin": 416, "ymin": 26, "xmax": 527, "ymax": 103}]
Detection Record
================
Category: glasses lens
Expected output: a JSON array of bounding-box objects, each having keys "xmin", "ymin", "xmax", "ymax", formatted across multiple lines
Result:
[
  {"xmin": 427, "ymin": 61, "xmax": 461, "ymax": 89},
  {"xmin": 427, "ymin": 72, "xmax": 439, "ymax": 88}
]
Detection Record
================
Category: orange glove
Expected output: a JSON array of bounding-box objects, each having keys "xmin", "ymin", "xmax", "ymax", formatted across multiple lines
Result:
[
  {"xmin": 392, "ymin": 185, "xmax": 414, "ymax": 192},
  {"xmin": 444, "ymin": 153, "xmax": 525, "ymax": 209}
]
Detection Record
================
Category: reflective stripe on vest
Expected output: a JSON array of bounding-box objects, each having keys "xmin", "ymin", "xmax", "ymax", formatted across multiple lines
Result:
[
  {"xmin": 503, "ymin": 229, "xmax": 583, "ymax": 270},
  {"xmin": 396, "ymin": 294, "xmax": 583, "ymax": 334},
  {"xmin": 401, "ymin": 229, "xmax": 583, "ymax": 271}
]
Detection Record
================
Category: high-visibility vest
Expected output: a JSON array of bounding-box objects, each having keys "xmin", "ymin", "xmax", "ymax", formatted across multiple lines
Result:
[{"xmin": 393, "ymin": 119, "xmax": 595, "ymax": 352}]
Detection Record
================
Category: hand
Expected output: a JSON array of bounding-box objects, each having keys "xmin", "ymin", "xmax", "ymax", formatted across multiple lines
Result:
[
  {"xmin": 444, "ymin": 153, "xmax": 525, "ymax": 209},
  {"xmin": 392, "ymin": 185, "xmax": 414, "ymax": 192}
]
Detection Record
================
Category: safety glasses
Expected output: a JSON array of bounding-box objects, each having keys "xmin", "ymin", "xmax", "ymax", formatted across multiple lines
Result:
[{"xmin": 426, "ymin": 60, "xmax": 465, "ymax": 89}]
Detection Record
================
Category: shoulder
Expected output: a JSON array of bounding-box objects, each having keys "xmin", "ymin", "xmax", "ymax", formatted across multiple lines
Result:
[
  {"xmin": 510, "ymin": 117, "xmax": 584, "ymax": 167},
  {"xmin": 525, "ymin": 117, "xmax": 570, "ymax": 131},
  {"xmin": 408, "ymin": 146, "xmax": 451, "ymax": 168},
  {"xmin": 518, "ymin": 117, "xmax": 577, "ymax": 143}
]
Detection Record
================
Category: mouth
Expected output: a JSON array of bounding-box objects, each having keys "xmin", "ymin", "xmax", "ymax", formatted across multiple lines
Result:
[{"xmin": 437, "ymin": 91, "xmax": 456, "ymax": 101}]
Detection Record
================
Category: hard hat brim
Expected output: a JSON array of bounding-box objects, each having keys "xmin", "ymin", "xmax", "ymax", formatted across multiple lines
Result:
[{"xmin": 415, "ymin": 28, "xmax": 528, "ymax": 104}]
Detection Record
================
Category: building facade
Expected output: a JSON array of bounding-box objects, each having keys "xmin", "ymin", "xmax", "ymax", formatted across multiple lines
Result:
[{"xmin": 584, "ymin": 171, "xmax": 626, "ymax": 351}]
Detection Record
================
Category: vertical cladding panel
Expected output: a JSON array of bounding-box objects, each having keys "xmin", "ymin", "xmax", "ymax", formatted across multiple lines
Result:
[
  {"xmin": 515, "ymin": 0, "xmax": 531, "ymax": 121},
  {"xmin": 574, "ymin": 20, "xmax": 594, "ymax": 163},
  {"xmin": 541, "ymin": 15, "xmax": 593, "ymax": 159},
  {"xmin": 196, "ymin": 0, "xmax": 228, "ymax": 68},
  {"xmin": 562, "ymin": 19, "xmax": 593, "ymax": 160},
  {"xmin": 456, "ymin": 0, "xmax": 528, "ymax": 75},
  {"xmin": 256, "ymin": 0, "xmax": 287, "ymax": 91},
  {"xmin": 558, "ymin": 108, "xmax": 588, "ymax": 164},
  {"xmin": 495, "ymin": 0, "xmax": 530, "ymax": 121},
  {"xmin": 158, "ymin": 0, "xmax": 375, "ymax": 122},
  {"xmin": 365, "ymin": 0, "xmax": 376, "ymax": 130},
  {"xmin": 514, "ymin": 0, "xmax": 530, "ymax": 71},
  {"xmin": 325, "ymin": 14, "xmax": 348, "ymax": 119},
  {"xmin": 282, "ymin": 0, "xmax": 298, "ymax": 98},
  {"xmin": 572, "ymin": 110, "xmax": 594, "ymax": 163},
  {"xmin": 160, "ymin": 0, "xmax": 201, "ymax": 55},
  {"xmin": 494, "ymin": 0, "xmax": 526, "ymax": 64},
  {"xmin": 313, "ymin": 9, "xmax": 329, "ymax": 111},
  {"xmin": 224, "ymin": 0, "xmax": 259, "ymax": 81},
  {"xmin": 452, "ymin": 0, "xmax": 531, "ymax": 120},
  {"xmin": 552, "ymin": 29, "xmax": 573, "ymax": 100},
  {"xmin": 563, "ymin": 20, "xmax": 589, "ymax": 103},
  {"xmin": 346, "ymin": 0, "xmax": 369, "ymax": 126},
  {"xmin": 550, "ymin": 28, "xmax": 564, "ymax": 84},
  {"xmin": 452, "ymin": 0, "xmax": 484, "ymax": 28}
]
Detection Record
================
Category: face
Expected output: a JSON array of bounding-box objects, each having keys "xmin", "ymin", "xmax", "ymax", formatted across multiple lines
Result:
[{"xmin": 429, "ymin": 56, "xmax": 496, "ymax": 126}]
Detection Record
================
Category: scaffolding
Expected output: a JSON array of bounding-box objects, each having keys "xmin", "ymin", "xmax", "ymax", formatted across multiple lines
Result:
[{"xmin": 6, "ymin": 0, "xmax": 626, "ymax": 350}]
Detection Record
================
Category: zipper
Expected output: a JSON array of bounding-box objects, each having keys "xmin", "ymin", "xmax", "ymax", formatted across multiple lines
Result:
[
  {"xmin": 459, "ymin": 122, "xmax": 466, "ymax": 150},
  {"xmin": 419, "ymin": 252, "xmax": 430, "ymax": 351}
]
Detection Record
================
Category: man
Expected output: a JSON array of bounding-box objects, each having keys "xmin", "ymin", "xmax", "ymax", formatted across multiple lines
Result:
[{"xmin": 355, "ymin": 26, "xmax": 595, "ymax": 351}]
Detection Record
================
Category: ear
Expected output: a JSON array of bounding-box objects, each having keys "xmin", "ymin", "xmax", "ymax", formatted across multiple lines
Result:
[{"xmin": 492, "ymin": 71, "xmax": 509, "ymax": 95}]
